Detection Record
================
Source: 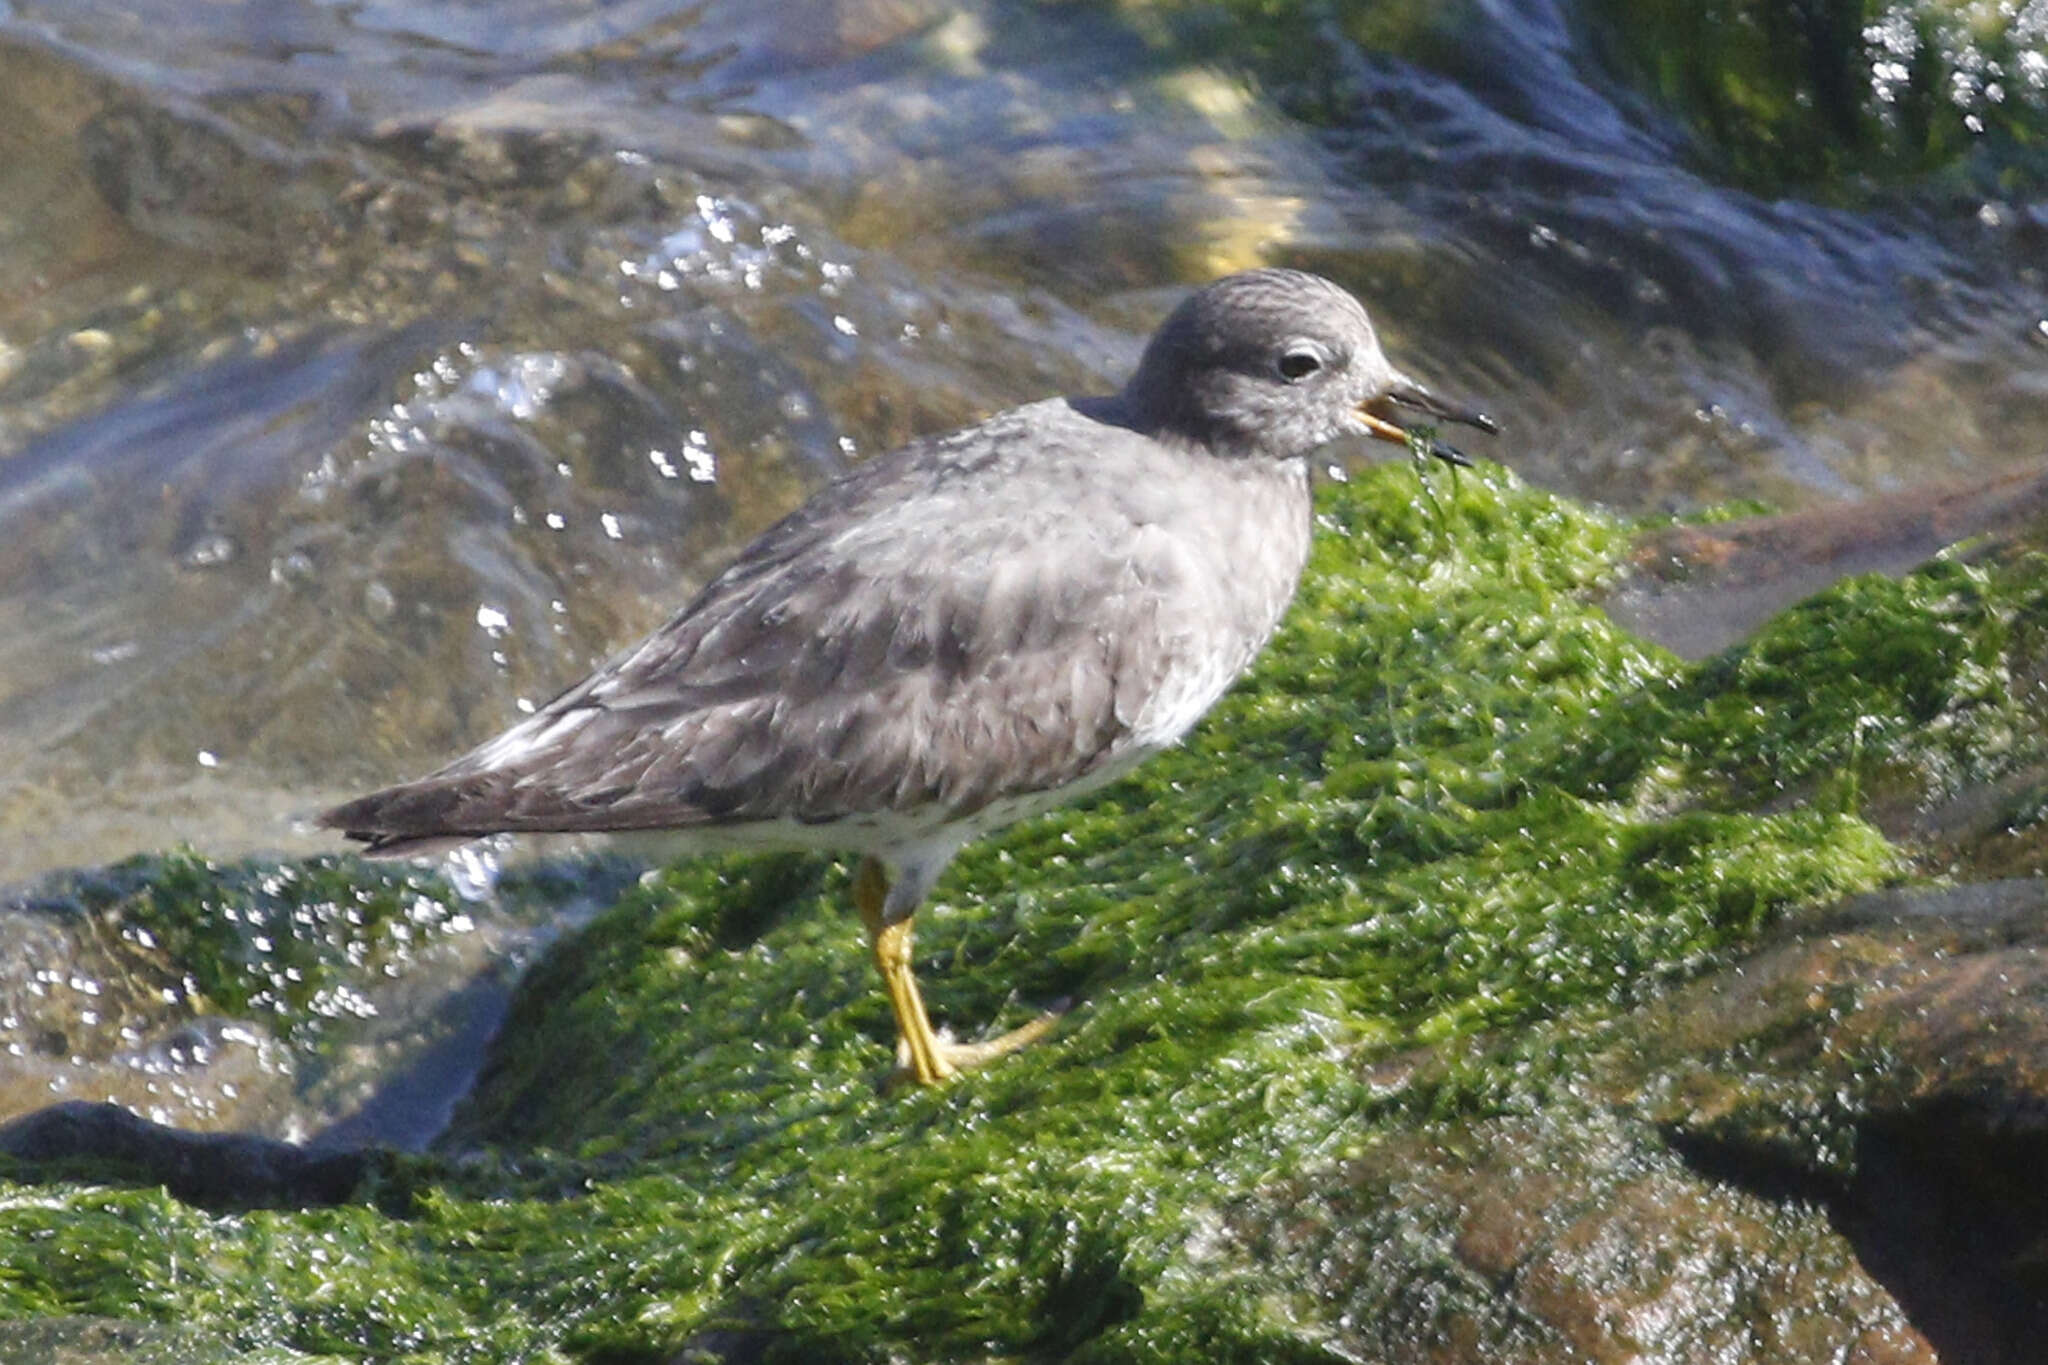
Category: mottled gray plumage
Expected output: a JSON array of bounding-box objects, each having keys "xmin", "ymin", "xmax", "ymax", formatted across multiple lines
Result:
[{"xmin": 324, "ymin": 269, "xmax": 1490, "ymax": 930}]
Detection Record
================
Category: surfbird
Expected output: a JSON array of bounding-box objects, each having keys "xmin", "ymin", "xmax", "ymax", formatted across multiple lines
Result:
[{"xmin": 321, "ymin": 267, "xmax": 1495, "ymax": 1085}]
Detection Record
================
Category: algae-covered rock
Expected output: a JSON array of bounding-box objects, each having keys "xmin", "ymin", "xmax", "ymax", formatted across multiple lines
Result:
[
  {"xmin": 0, "ymin": 852, "xmax": 635, "ymax": 1147},
  {"xmin": 1625, "ymin": 880, "xmax": 2048, "ymax": 1361},
  {"xmin": 0, "ymin": 852, "xmax": 485, "ymax": 1137},
  {"xmin": 1214, "ymin": 877, "xmax": 2048, "ymax": 1365},
  {"xmin": 11, "ymin": 462, "xmax": 2048, "ymax": 1360},
  {"xmin": 1579, "ymin": 0, "xmax": 2048, "ymax": 200},
  {"xmin": 1213, "ymin": 1107, "xmax": 1931, "ymax": 1364}
]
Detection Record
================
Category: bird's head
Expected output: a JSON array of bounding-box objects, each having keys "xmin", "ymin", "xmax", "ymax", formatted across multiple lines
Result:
[{"xmin": 1121, "ymin": 267, "xmax": 1495, "ymax": 466}]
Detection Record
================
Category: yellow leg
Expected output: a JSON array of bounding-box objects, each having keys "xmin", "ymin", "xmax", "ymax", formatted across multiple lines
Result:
[{"xmin": 853, "ymin": 857, "xmax": 1060, "ymax": 1086}]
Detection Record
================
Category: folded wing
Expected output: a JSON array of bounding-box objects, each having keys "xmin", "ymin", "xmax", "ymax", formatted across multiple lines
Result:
[{"xmin": 322, "ymin": 402, "xmax": 1191, "ymax": 851}]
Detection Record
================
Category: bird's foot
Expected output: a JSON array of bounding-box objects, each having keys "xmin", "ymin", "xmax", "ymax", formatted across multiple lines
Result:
[{"xmin": 887, "ymin": 1002, "xmax": 1068, "ymax": 1089}]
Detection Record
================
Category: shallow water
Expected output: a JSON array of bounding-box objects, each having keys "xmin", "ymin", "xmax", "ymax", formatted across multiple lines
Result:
[{"xmin": 0, "ymin": 0, "xmax": 2042, "ymax": 886}]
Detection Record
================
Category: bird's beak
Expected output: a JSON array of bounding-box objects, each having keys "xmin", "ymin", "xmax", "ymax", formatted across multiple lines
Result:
[{"xmin": 1357, "ymin": 379, "xmax": 1499, "ymax": 468}]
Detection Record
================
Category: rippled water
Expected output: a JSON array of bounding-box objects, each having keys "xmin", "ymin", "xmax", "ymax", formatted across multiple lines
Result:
[{"xmin": 0, "ymin": 0, "xmax": 2043, "ymax": 887}]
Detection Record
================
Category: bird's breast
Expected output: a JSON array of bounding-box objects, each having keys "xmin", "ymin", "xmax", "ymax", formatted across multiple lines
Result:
[{"xmin": 1118, "ymin": 455, "xmax": 1313, "ymax": 752}]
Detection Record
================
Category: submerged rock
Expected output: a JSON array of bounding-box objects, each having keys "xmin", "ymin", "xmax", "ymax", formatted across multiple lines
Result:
[
  {"xmin": 1610, "ymin": 459, "xmax": 2048, "ymax": 659},
  {"xmin": 0, "ymin": 1316, "xmax": 241, "ymax": 1365},
  {"xmin": 0, "ymin": 852, "xmax": 634, "ymax": 1149},
  {"xmin": 1218, "ymin": 1109, "xmax": 1930, "ymax": 1364}
]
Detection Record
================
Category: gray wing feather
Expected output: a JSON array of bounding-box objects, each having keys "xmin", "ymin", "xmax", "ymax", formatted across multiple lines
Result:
[{"xmin": 322, "ymin": 401, "xmax": 1191, "ymax": 846}]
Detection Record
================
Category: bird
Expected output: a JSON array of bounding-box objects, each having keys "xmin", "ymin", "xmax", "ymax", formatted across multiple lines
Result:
[{"xmin": 320, "ymin": 268, "xmax": 1495, "ymax": 1085}]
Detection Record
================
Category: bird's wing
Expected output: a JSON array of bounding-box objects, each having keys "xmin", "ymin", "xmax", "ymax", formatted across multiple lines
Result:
[{"xmin": 322, "ymin": 403, "xmax": 1203, "ymax": 847}]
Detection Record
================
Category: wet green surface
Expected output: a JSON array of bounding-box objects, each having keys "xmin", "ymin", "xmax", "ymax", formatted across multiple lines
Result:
[
  {"xmin": 12, "ymin": 458, "xmax": 2045, "ymax": 1361},
  {"xmin": 29, "ymin": 853, "xmax": 474, "ymax": 1049},
  {"xmin": 1581, "ymin": 0, "xmax": 2048, "ymax": 198}
]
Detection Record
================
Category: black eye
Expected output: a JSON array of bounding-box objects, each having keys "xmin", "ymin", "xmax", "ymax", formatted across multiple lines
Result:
[{"xmin": 1278, "ymin": 349, "xmax": 1322, "ymax": 381}]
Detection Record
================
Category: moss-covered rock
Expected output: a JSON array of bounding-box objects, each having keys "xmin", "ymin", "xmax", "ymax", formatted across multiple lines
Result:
[
  {"xmin": 1080, "ymin": 0, "xmax": 2048, "ymax": 203},
  {"xmin": 1213, "ymin": 1106, "xmax": 1929, "ymax": 1364},
  {"xmin": 13, "ymin": 460, "xmax": 2048, "ymax": 1360},
  {"xmin": 0, "ymin": 851, "xmax": 641, "ymax": 1143},
  {"xmin": 1579, "ymin": 0, "xmax": 2048, "ymax": 200}
]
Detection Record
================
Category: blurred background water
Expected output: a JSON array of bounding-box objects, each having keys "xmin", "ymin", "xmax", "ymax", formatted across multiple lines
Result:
[{"xmin": 0, "ymin": 0, "xmax": 2043, "ymax": 888}]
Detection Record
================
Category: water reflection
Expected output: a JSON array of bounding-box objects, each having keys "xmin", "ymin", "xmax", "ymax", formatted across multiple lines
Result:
[{"xmin": 0, "ymin": 0, "xmax": 2041, "ymax": 885}]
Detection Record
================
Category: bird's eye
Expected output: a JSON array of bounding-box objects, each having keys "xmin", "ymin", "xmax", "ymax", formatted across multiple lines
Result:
[{"xmin": 1278, "ymin": 348, "xmax": 1323, "ymax": 381}]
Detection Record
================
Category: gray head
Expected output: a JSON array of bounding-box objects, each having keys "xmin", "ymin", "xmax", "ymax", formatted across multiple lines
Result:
[{"xmin": 1120, "ymin": 268, "xmax": 1494, "ymax": 464}]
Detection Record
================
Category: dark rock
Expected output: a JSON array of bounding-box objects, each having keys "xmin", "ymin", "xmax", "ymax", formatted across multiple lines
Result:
[
  {"xmin": 1204, "ymin": 880, "xmax": 2048, "ymax": 1362},
  {"xmin": 0, "ymin": 1100, "xmax": 369, "ymax": 1209},
  {"xmin": 1219, "ymin": 1107, "xmax": 1930, "ymax": 1363},
  {"xmin": 1609, "ymin": 460, "xmax": 2048, "ymax": 659},
  {"xmin": 1629, "ymin": 881, "xmax": 2048, "ymax": 1364}
]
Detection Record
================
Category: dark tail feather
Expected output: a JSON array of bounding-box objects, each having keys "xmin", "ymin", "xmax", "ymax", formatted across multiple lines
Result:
[
  {"xmin": 318, "ymin": 774, "xmax": 517, "ymax": 855},
  {"xmin": 347, "ymin": 832, "xmax": 481, "ymax": 859}
]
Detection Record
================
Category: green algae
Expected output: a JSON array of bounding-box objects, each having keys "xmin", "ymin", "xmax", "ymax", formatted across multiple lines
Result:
[
  {"xmin": 1107, "ymin": 0, "xmax": 1480, "ymax": 131},
  {"xmin": 1099, "ymin": 0, "xmax": 2048, "ymax": 202},
  {"xmin": 17, "ymin": 460, "xmax": 2046, "ymax": 1361},
  {"xmin": 1579, "ymin": 0, "xmax": 2048, "ymax": 200},
  {"xmin": 1144, "ymin": 0, "xmax": 2048, "ymax": 202},
  {"xmin": 1660, "ymin": 554, "xmax": 2043, "ymax": 807},
  {"xmin": 11, "ymin": 851, "xmax": 642, "ymax": 1060},
  {"xmin": 31, "ymin": 852, "xmax": 473, "ymax": 1047}
]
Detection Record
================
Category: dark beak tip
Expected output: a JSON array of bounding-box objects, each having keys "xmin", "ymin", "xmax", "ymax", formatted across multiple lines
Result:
[{"xmin": 1383, "ymin": 383, "xmax": 1501, "ymax": 436}]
